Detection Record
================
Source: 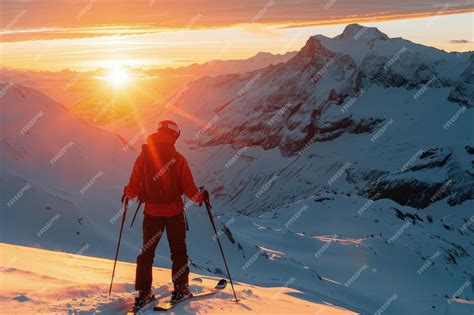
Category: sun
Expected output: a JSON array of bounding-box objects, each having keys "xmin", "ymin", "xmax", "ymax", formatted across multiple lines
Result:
[{"xmin": 106, "ymin": 66, "xmax": 131, "ymax": 88}]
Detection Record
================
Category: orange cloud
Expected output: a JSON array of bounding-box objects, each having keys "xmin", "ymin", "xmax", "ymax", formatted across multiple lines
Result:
[{"xmin": 1, "ymin": 0, "xmax": 473, "ymax": 42}]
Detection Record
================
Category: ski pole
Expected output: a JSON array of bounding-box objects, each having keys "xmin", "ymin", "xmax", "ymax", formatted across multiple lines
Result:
[
  {"xmin": 109, "ymin": 199, "xmax": 129, "ymax": 296},
  {"xmin": 129, "ymin": 200, "xmax": 142, "ymax": 229},
  {"xmin": 200, "ymin": 187, "xmax": 239, "ymax": 302}
]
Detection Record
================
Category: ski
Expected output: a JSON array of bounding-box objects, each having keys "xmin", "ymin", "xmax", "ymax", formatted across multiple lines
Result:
[
  {"xmin": 153, "ymin": 279, "xmax": 227, "ymax": 312},
  {"xmin": 125, "ymin": 295, "xmax": 157, "ymax": 315}
]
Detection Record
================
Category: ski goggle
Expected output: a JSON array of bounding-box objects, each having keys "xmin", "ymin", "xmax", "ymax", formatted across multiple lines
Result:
[{"xmin": 158, "ymin": 121, "xmax": 181, "ymax": 138}]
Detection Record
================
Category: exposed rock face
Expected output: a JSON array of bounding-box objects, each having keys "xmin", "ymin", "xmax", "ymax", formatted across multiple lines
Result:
[
  {"xmin": 360, "ymin": 147, "xmax": 473, "ymax": 209},
  {"xmin": 448, "ymin": 55, "xmax": 474, "ymax": 108}
]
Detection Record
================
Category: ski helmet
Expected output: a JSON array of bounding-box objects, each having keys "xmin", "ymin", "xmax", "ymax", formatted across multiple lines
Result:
[{"xmin": 157, "ymin": 120, "xmax": 180, "ymax": 139}]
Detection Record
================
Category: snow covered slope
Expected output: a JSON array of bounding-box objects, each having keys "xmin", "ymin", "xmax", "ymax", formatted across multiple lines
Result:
[
  {"xmin": 207, "ymin": 195, "xmax": 474, "ymax": 314},
  {"xmin": 0, "ymin": 83, "xmax": 138, "ymax": 258},
  {"xmin": 0, "ymin": 243, "xmax": 356, "ymax": 314}
]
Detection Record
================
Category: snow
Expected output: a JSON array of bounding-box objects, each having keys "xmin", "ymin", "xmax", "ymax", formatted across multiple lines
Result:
[
  {"xmin": 0, "ymin": 243, "xmax": 356, "ymax": 314},
  {"xmin": 0, "ymin": 83, "xmax": 139, "ymax": 260}
]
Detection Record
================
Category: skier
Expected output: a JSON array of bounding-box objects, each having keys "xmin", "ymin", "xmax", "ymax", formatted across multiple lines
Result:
[{"xmin": 122, "ymin": 120, "xmax": 203, "ymax": 309}]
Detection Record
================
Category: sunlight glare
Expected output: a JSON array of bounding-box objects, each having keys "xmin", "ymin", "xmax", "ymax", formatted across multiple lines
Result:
[{"xmin": 106, "ymin": 66, "xmax": 131, "ymax": 88}]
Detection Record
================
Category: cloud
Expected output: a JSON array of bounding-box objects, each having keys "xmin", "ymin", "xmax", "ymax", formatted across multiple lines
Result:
[
  {"xmin": 449, "ymin": 39, "xmax": 472, "ymax": 44},
  {"xmin": 1, "ymin": 0, "xmax": 473, "ymax": 42}
]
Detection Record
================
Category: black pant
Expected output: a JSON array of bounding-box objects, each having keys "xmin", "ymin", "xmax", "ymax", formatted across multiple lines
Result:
[{"xmin": 135, "ymin": 212, "xmax": 189, "ymax": 292}]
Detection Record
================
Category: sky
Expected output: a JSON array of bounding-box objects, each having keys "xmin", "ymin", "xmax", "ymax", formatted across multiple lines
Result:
[{"xmin": 0, "ymin": 0, "xmax": 473, "ymax": 71}]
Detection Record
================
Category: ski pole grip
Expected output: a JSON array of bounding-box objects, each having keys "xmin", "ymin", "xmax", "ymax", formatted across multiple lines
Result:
[{"xmin": 199, "ymin": 186, "xmax": 211, "ymax": 208}]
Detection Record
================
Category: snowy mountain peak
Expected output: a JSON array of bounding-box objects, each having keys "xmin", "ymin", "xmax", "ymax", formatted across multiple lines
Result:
[
  {"xmin": 296, "ymin": 35, "xmax": 335, "ymax": 60},
  {"xmin": 336, "ymin": 23, "xmax": 389, "ymax": 41}
]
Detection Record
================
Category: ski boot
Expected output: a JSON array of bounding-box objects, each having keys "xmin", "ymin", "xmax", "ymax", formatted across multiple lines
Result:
[
  {"xmin": 170, "ymin": 283, "xmax": 191, "ymax": 303},
  {"xmin": 133, "ymin": 290, "xmax": 155, "ymax": 311}
]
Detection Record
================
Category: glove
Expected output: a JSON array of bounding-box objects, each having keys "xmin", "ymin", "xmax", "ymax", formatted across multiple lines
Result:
[
  {"xmin": 199, "ymin": 186, "xmax": 210, "ymax": 208},
  {"xmin": 121, "ymin": 187, "xmax": 129, "ymax": 204},
  {"xmin": 121, "ymin": 194, "xmax": 129, "ymax": 204}
]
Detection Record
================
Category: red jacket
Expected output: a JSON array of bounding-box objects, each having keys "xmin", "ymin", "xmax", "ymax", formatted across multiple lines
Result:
[{"xmin": 124, "ymin": 131, "xmax": 203, "ymax": 217}]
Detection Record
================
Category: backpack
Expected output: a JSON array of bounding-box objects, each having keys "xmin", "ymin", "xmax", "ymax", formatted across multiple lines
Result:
[{"xmin": 139, "ymin": 140, "xmax": 183, "ymax": 204}]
